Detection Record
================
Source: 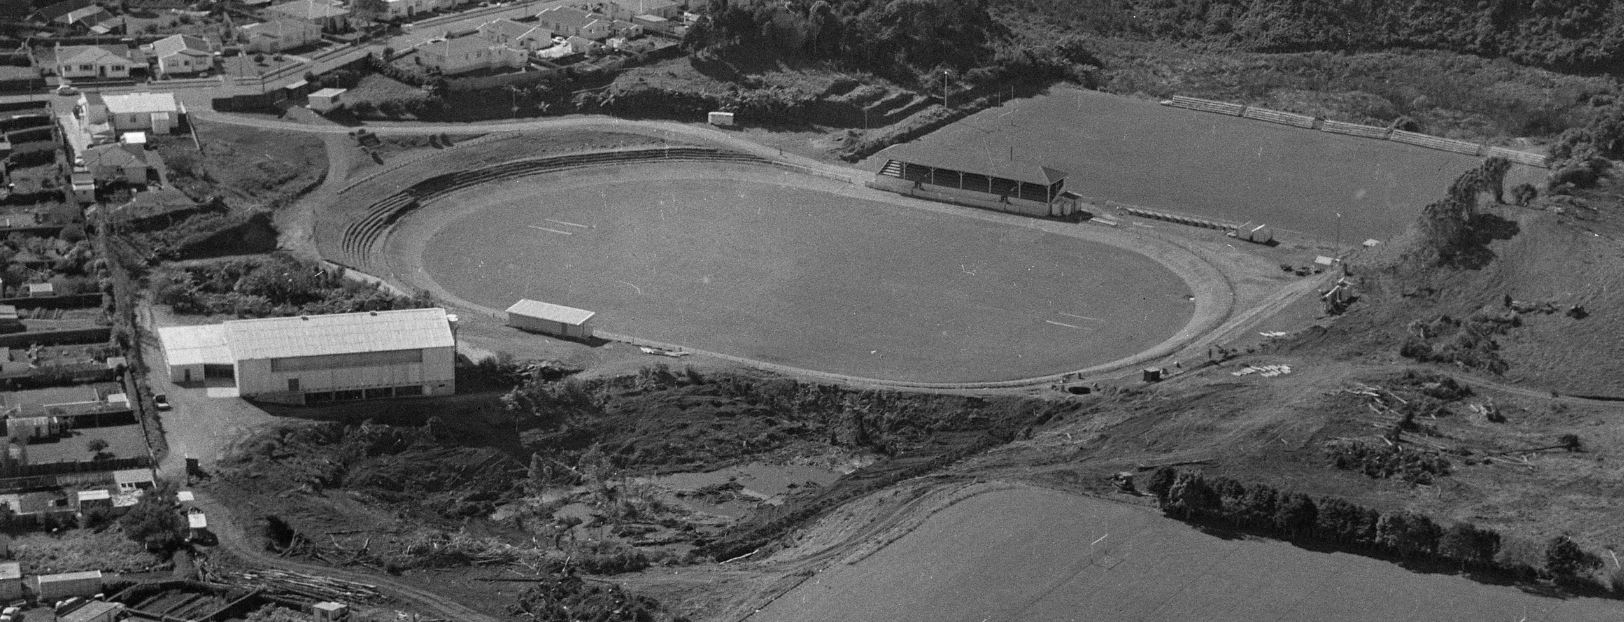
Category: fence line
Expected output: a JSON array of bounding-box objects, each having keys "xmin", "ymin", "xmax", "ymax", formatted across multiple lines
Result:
[
  {"xmin": 1240, "ymin": 106, "xmax": 1318, "ymax": 129},
  {"xmin": 1160, "ymin": 94, "xmax": 1551, "ymax": 168}
]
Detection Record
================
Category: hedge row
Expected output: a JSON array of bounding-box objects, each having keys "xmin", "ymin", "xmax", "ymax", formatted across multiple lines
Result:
[{"xmin": 1146, "ymin": 468, "xmax": 1619, "ymax": 593}]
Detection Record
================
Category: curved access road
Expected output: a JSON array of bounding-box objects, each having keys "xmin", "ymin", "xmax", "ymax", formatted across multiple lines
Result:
[{"xmin": 190, "ymin": 490, "xmax": 504, "ymax": 622}]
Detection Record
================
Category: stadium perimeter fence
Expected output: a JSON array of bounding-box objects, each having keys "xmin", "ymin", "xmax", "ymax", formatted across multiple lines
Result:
[{"xmin": 1161, "ymin": 95, "xmax": 1549, "ymax": 167}]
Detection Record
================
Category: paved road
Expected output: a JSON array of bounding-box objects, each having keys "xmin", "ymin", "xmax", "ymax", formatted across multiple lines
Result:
[{"xmin": 191, "ymin": 489, "xmax": 504, "ymax": 622}]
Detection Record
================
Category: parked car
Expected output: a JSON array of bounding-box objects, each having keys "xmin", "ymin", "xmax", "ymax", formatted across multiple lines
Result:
[
  {"xmin": 55, "ymin": 84, "xmax": 77, "ymax": 96},
  {"xmin": 154, "ymin": 394, "xmax": 171, "ymax": 410}
]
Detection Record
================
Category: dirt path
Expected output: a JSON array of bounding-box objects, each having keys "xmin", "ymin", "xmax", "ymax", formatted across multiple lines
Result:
[
  {"xmin": 274, "ymin": 131, "xmax": 354, "ymax": 260},
  {"xmin": 190, "ymin": 490, "xmax": 504, "ymax": 622}
]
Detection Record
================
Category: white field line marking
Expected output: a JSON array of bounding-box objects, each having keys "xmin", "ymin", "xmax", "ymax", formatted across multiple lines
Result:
[
  {"xmin": 544, "ymin": 218, "xmax": 589, "ymax": 229},
  {"xmin": 1091, "ymin": 534, "xmax": 1108, "ymax": 546},
  {"xmin": 1045, "ymin": 320, "xmax": 1081, "ymax": 329},
  {"xmin": 1058, "ymin": 312, "xmax": 1105, "ymax": 322},
  {"xmin": 617, "ymin": 280, "xmax": 643, "ymax": 295},
  {"xmin": 527, "ymin": 225, "xmax": 573, "ymax": 236}
]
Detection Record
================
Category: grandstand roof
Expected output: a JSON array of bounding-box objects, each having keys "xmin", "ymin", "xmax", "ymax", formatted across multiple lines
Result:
[{"xmin": 877, "ymin": 143, "xmax": 1067, "ymax": 186}]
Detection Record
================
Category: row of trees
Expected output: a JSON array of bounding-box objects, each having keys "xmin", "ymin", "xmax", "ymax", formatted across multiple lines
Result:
[
  {"xmin": 1145, "ymin": 468, "xmax": 1612, "ymax": 588},
  {"xmin": 1022, "ymin": 0, "xmax": 1624, "ymax": 73}
]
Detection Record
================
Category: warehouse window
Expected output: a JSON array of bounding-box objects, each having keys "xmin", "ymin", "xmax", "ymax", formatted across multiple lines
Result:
[
  {"xmin": 269, "ymin": 349, "xmax": 425, "ymax": 372},
  {"xmin": 394, "ymin": 385, "xmax": 424, "ymax": 397}
]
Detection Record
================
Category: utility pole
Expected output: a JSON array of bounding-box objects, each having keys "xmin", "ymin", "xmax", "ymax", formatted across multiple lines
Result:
[
  {"xmin": 941, "ymin": 70, "xmax": 948, "ymax": 109},
  {"xmin": 1334, "ymin": 212, "xmax": 1342, "ymax": 251}
]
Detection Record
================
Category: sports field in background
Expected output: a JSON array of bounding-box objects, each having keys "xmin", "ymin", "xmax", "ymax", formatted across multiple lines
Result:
[
  {"xmin": 754, "ymin": 486, "xmax": 1622, "ymax": 622},
  {"xmin": 406, "ymin": 166, "xmax": 1194, "ymax": 383},
  {"xmin": 867, "ymin": 89, "xmax": 1484, "ymax": 243}
]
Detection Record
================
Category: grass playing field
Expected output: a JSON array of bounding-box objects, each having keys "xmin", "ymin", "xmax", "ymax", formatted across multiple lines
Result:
[
  {"xmin": 392, "ymin": 164, "xmax": 1195, "ymax": 383},
  {"xmin": 753, "ymin": 485, "xmax": 1622, "ymax": 622},
  {"xmin": 866, "ymin": 88, "xmax": 1489, "ymax": 244}
]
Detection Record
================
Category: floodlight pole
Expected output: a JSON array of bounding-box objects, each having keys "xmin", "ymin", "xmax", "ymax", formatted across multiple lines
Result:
[{"xmin": 1334, "ymin": 212, "xmax": 1342, "ymax": 251}]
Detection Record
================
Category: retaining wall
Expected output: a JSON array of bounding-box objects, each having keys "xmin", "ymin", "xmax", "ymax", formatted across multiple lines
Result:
[{"xmin": 1389, "ymin": 130, "xmax": 1484, "ymax": 156}]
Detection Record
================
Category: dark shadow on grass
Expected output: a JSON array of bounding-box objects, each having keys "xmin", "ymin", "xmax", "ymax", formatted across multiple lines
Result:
[{"xmin": 1445, "ymin": 212, "xmax": 1520, "ymax": 270}]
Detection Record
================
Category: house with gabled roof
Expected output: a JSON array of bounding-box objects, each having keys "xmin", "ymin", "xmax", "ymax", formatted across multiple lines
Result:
[
  {"xmin": 146, "ymin": 34, "xmax": 215, "ymax": 76},
  {"xmin": 27, "ymin": 0, "xmax": 95, "ymax": 24},
  {"xmin": 267, "ymin": 0, "xmax": 351, "ymax": 32},
  {"xmin": 478, "ymin": 18, "xmax": 551, "ymax": 51},
  {"xmin": 240, "ymin": 18, "xmax": 323, "ymax": 53},
  {"xmin": 415, "ymin": 32, "xmax": 526, "ymax": 75},
  {"xmin": 52, "ymin": 44, "xmax": 137, "ymax": 80}
]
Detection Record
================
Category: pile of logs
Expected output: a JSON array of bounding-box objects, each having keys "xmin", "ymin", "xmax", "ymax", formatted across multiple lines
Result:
[{"xmin": 221, "ymin": 569, "xmax": 385, "ymax": 604}]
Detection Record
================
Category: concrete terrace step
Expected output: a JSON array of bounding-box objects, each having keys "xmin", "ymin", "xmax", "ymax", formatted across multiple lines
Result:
[{"xmin": 335, "ymin": 147, "xmax": 775, "ymax": 270}]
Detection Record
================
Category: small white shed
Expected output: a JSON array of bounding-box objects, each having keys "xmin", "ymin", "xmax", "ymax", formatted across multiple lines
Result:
[
  {"xmin": 707, "ymin": 111, "xmax": 735, "ymax": 126},
  {"xmin": 308, "ymin": 88, "xmax": 347, "ymax": 113},
  {"xmin": 506, "ymin": 299, "xmax": 595, "ymax": 339}
]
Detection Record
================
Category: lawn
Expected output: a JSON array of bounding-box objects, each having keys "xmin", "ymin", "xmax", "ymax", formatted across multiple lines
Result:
[
  {"xmin": 755, "ymin": 485, "xmax": 1623, "ymax": 621},
  {"xmin": 392, "ymin": 163, "xmax": 1194, "ymax": 383},
  {"xmin": 13, "ymin": 527, "xmax": 163, "ymax": 574},
  {"xmin": 346, "ymin": 73, "xmax": 427, "ymax": 105},
  {"xmin": 867, "ymin": 87, "xmax": 1487, "ymax": 244}
]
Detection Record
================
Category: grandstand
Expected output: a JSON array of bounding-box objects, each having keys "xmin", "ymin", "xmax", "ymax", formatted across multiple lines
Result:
[{"xmin": 868, "ymin": 143, "xmax": 1079, "ymax": 218}]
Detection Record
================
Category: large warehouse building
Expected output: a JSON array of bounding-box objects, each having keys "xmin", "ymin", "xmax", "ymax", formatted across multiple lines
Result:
[
  {"xmin": 157, "ymin": 308, "xmax": 457, "ymax": 405},
  {"xmin": 868, "ymin": 143, "xmax": 1080, "ymax": 218}
]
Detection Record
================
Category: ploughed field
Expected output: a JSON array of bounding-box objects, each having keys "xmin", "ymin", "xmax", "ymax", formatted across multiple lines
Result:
[
  {"xmin": 392, "ymin": 164, "xmax": 1194, "ymax": 383},
  {"xmin": 754, "ymin": 485, "xmax": 1622, "ymax": 622},
  {"xmin": 868, "ymin": 88, "xmax": 1484, "ymax": 243}
]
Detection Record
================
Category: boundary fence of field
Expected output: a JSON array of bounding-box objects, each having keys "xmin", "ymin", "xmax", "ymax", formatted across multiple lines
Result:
[
  {"xmin": 1106, "ymin": 200, "xmax": 1239, "ymax": 233},
  {"xmin": 1160, "ymin": 95, "xmax": 1551, "ymax": 168}
]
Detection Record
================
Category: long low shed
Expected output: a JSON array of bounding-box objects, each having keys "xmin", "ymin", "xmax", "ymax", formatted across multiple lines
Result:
[{"xmin": 506, "ymin": 299, "xmax": 596, "ymax": 339}]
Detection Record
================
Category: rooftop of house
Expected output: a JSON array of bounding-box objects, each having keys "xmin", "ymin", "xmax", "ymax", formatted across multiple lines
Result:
[
  {"xmin": 83, "ymin": 143, "xmax": 149, "ymax": 168},
  {"xmin": 54, "ymin": 44, "xmax": 133, "ymax": 67},
  {"xmin": 480, "ymin": 18, "xmax": 543, "ymax": 39},
  {"xmin": 102, "ymin": 92, "xmax": 181, "ymax": 115},
  {"xmin": 268, "ymin": 0, "xmax": 350, "ymax": 20},
  {"xmin": 150, "ymin": 34, "xmax": 213, "ymax": 58},
  {"xmin": 29, "ymin": 0, "xmax": 95, "ymax": 22}
]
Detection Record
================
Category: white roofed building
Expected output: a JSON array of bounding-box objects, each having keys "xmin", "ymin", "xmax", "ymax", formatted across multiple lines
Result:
[
  {"xmin": 101, "ymin": 92, "xmax": 183, "ymax": 134},
  {"xmin": 158, "ymin": 308, "xmax": 457, "ymax": 404},
  {"xmin": 506, "ymin": 299, "xmax": 595, "ymax": 339}
]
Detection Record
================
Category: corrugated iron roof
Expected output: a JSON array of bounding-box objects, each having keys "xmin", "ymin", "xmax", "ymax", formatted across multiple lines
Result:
[
  {"xmin": 102, "ymin": 92, "xmax": 180, "ymax": 115},
  {"xmin": 222, "ymin": 308, "xmax": 454, "ymax": 360},
  {"xmin": 877, "ymin": 143, "xmax": 1068, "ymax": 186},
  {"xmin": 157, "ymin": 324, "xmax": 232, "ymax": 367},
  {"xmin": 506, "ymin": 299, "xmax": 595, "ymax": 325}
]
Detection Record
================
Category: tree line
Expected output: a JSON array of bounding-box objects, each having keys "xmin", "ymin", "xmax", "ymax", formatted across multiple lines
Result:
[
  {"xmin": 1008, "ymin": 0, "xmax": 1624, "ymax": 73},
  {"xmin": 1145, "ymin": 468, "xmax": 1618, "ymax": 592},
  {"xmin": 682, "ymin": 0, "xmax": 1099, "ymax": 87}
]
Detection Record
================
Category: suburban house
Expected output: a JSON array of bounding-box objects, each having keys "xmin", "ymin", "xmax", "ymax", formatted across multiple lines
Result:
[
  {"xmin": 376, "ymin": 0, "xmax": 456, "ymax": 20},
  {"xmin": 535, "ymin": 6, "xmax": 615, "ymax": 40},
  {"xmin": 240, "ymin": 18, "xmax": 323, "ymax": 53},
  {"xmin": 267, "ymin": 0, "xmax": 351, "ymax": 32},
  {"xmin": 565, "ymin": 35, "xmax": 600, "ymax": 54},
  {"xmin": 27, "ymin": 0, "xmax": 94, "ymax": 24},
  {"xmin": 145, "ymin": 34, "xmax": 214, "ymax": 77},
  {"xmin": 157, "ymin": 308, "xmax": 458, "ymax": 404},
  {"xmin": 478, "ymin": 18, "xmax": 552, "ymax": 51},
  {"xmin": 52, "ymin": 44, "xmax": 137, "ymax": 80},
  {"xmin": 598, "ymin": 0, "xmax": 682, "ymax": 20},
  {"xmin": 415, "ymin": 33, "xmax": 526, "ymax": 75},
  {"xmin": 58, "ymin": 4, "xmax": 110, "ymax": 29},
  {"xmin": 100, "ymin": 92, "xmax": 182, "ymax": 134},
  {"xmin": 80, "ymin": 143, "xmax": 150, "ymax": 185}
]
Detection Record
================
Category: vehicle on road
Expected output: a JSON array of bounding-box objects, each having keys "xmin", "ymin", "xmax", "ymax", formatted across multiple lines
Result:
[{"xmin": 154, "ymin": 394, "xmax": 171, "ymax": 410}]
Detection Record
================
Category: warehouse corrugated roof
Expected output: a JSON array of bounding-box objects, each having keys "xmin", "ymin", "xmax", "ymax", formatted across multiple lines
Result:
[
  {"xmin": 877, "ymin": 143, "xmax": 1067, "ymax": 186},
  {"xmin": 222, "ymin": 308, "xmax": 454, "ymax": 360},
  {"xmin": 507, "ymin": 299, "xmax": 595, "ymax": 325},
  {"xmin": 157, "ymin": 324, "xmax": 232, "ymax": 367}
]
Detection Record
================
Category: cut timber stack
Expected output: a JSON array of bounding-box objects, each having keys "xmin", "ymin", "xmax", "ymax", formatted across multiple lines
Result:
[
  {"xmin": 1388, "ymin": 130, "xmax": 1484, "ymax": 156},
  {"xmin": 1240, "ymin": 106, "xmax": 1319, "ymax": 129},
  {"xmin": 1166, "ymin": 95, "xmax": 1246, "ymax": 116},
  {"xmin": 1319, "ymin": 120, "xmax": 1391, "ymax": 140}
]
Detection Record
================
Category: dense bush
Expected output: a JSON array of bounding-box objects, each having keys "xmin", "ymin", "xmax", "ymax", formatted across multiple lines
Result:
[
  {"xmin": 684, "ymin": 0, "xmax": 1097, "ymax": 88},
  {"xmin": 1012, "ymin": 0, "xmax": 1624, "ymax": 73},
  {"xmin": 1323, "ymin": 440, "xmax": 1452, "ymax": 485},
  {"xmin": 153, "ymin": 253, "xmax": 434, "ymax": 318},
  {"xmin": 508, "ymin": 574, "xmax": 682, "ymax": 622}
]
